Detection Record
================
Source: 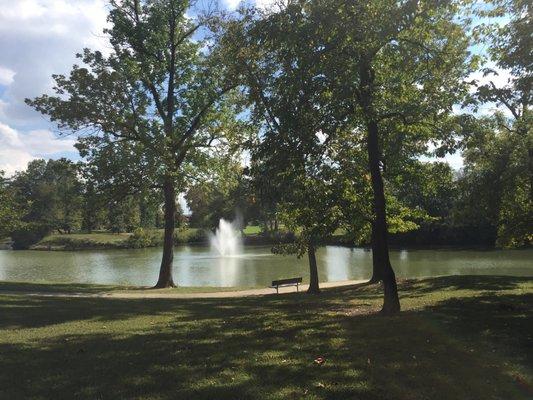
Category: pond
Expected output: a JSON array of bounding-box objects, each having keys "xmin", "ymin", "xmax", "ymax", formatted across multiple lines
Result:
[{"xmin": 0, "ymin": 246, "xmax": 532, "ymax": 287}]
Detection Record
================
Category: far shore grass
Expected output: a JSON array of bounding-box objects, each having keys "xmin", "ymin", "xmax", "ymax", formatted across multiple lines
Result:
[
  {"xmin": 1, "ymin": 275, "xmax": 531, "ymax": 400},
  {"xmin": 31, "ymin": 226, "xmax": 268, "ymax": 250},
  {"xmin": 32, "ymin": 228, "xmax": 206, "ymax": 250}
]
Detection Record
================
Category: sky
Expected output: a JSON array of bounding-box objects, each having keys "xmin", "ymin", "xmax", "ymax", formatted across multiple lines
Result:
[{"xmin": 0, "ymin": 0, "xmax": 510, "ymax": 177}]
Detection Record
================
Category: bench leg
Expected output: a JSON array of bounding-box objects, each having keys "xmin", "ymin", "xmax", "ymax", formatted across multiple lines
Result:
[
  {"xmin": 276, "ymin": 286, "xmax": 279, "ymax": 294},
  {"xmin": 296, "ymin": 283, "xmax": 299, "ymax": 292}
]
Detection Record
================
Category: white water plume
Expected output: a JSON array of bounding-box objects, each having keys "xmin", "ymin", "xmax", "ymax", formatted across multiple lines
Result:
[{"xmin": 209, "ymin": 218, "xmax": 242, "ymax": 257}]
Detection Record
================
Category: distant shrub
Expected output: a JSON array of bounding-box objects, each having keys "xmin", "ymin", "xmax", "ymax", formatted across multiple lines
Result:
[
  {"xmin": 11, "ymin": 223, "xmax": 51, "ymax": 250},
  {"xmin": 174, "ymin": 228, "xmax": 207, "ymax": 244},
  {"xmin": 127, "ymin": 228, "xmax": 162, "ymax": 248}
]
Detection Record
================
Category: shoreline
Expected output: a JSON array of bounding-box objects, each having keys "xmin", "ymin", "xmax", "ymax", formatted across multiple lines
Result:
[
  {"xmin": 8, "ymin": 243, "xmax": 527, "ymax": 252},
  {"xmin": 0, "ymin": 279, "xmax": 369, "ymax": 299}
]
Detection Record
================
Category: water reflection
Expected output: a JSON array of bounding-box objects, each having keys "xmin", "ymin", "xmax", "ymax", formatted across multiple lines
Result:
[
  {"xmin": 0, "ymin": 246, "xmax": 531, "ymax": 287},
  {"xmin": 324, "ymin": 246, "xmax": 351, "ymax": 281}
]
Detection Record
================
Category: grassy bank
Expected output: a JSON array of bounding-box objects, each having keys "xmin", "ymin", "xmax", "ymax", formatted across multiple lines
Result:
[
  {"xmin": 32, "ymin": 228, "xmax": 207, "ymax": 250},
  {"xmin": 0, "ymin": 275, "xmax": 531, "ymax": 399},
  {"xmin": 29, "ymin": 226, "xmax": 296, "ymax": 250}
]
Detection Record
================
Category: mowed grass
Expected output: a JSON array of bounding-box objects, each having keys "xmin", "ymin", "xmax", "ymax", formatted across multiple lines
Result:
[
  {"xmin": 40, "ymin": 232, "xmax": 133, "ymax": 243},
  {"xmin": 37, "ymin": 231, "xmax": 133, "ymax": 248},
  {"xmin": 35, "ymin": 228, "xmax": 205, "ymax": 249},
  {"xmin": 0, "ymin": 281, "xmax": 248, "ymax": 295},
  {"xmin": 243, "ymin": 225, "xmax": 263, "ymax": 235},
  {"xmin": 0, "ymin": 275, "xmax": 532, "ymax": 400}
]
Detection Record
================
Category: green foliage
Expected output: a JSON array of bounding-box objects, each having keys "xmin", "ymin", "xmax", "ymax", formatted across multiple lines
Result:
[
  {"xmin": 173, "ymin": 227, "xmax": 206, "ymax": 244},
  {"xmin": 0, "ymin": 171, "xmax": 22, "ymax": 238},
  {"xmin": 107, "ymin": 196, "xmax": 141, "ymax": 233},
  {"xmin": 11, "ymin": 223, "xmax": 51, "ymax": 250},
  {"xmin": 127, "ymin": 228, "xmax": 161, "ymax": 248},
  {"xmin": 10, "ymin": 159, "xmax": 83, "ymax": 234},
  {"xmin": 185, "ymin": 157, "xmax": 256, "ymax": 229},
  {"xmin": 390, "ymin": 161, "xmax": 457, "ymax": 219},
  {"xmin": 26, "ymin": 1, "xmax": 243, "ymax": 285},
  {"xmin": 458, "ymin": 0, "xmax": 531, "ymax": 248},
  {"xmin": 220, "ymin": 3, "xmax": 363, "ymax": 257},
  {"xmin": 457, "ymin": 122, "xmax": 531, "ymax": 247}
]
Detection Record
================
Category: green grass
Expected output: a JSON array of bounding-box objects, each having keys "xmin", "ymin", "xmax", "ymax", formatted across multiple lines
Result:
[
  {"xmin": 33, "ymin": 228, "xmax": 206, "ymax": 250},
  {"xmin": 243, "ymin": 225, "xmax": 263, "ymax": 235},
  {"xmin": 1, "ymin": 275, "xmax": 532, "ymax": 400},
  {"xmin": 36, "ymin": 232, "xmax": 132, "ymax": 249},
  {"xmin": 0, "ymin": 281, "xmax": 252, "ymax": 295},
  {"xmin": 33, "ymin": 226, "xmax": 266, "ymax": 250}
]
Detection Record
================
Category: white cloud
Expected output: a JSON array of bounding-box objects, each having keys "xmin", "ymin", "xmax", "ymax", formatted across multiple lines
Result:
[
  {"xmin": 255, "ymin": 0, "xmax": 279, "ymax": 10},
  {"xmin": 0, "ymin": 148, "xmax": 36, "ymax": 177},
  {"xmin": 224, "ymin": 0, "xmax": 241, "ymax": 10},
  {"xmin": 465, "ymin": 62, "xmax": 515, "ymax": 117},
  {"xmin": 23, "ymin": 129, "xmax": 78, "ymax": 154},
  {"xmin": 0, "ymin": 0, "xmax": 110, "ymax": 128},
  {"xmin": 0, "ymin": 66, "xmax": 15, "ymax": 86},
  {"xmin": 468, "ymin": 63, "xmax": 514, "ymax": 93},
  {"xmin": 0, "ymin": 122, "xmax": 76, "ymax": 176}
]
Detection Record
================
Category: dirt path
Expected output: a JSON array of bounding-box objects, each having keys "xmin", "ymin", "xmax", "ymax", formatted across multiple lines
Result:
[{"xmin": 3, "ymin": 279, "xmax": 368, "ymax": 299}]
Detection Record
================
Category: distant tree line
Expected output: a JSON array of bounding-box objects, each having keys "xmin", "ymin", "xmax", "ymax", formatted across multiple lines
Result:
[{"xmin": 0, "ymin": 159, "xmax": 171, "ymax": 248}]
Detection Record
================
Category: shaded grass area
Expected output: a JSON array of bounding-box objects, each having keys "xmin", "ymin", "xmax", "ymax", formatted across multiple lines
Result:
[
  {"xmin": 243, "ymin": 225, "xmax": 263, "ymax": 235},
  {"xmin": 0, "ymin": 275, "xmax": 532, "ymax": 400},
  {"xmin": 0, "ymin": 281, "xmax": 250, "ymax": 295}
]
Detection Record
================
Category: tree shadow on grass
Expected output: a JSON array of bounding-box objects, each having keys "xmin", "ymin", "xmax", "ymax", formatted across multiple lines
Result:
[
  {"xmin": 0, "ymin": 277, "xmax": 533, "ymax": 399},
  {"xmin": 0, "ymin": 281, "xmax": 129, "ymax": 295},
  {"xmin": 401, "ymin": 275, "xmax": 531, "ymax": 295},
  {"xmin": 0, "ymin": 276, "xmax": 531, "ymax": 399}
]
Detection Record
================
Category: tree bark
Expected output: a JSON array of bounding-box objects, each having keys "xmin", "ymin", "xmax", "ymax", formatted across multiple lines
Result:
[
  {"xmin": 368, "ymin": 223, "xmax": 382, "ymax": 283},
  {"xmin": 154, "ymin": 177, "xmax": 176, "ymax": 288},
  {"xmin": 307, "ymin": 243, "xmax": 320, "ymax": 294},
  {"xmin": 359, "ymin": 59, "xmax": 400, "ymax": 314}
]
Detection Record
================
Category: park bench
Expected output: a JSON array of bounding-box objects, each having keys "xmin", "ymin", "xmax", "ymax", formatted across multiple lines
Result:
[{"xmin": 270, "ymin": 277, "xmax": 302, "ymax": 294}]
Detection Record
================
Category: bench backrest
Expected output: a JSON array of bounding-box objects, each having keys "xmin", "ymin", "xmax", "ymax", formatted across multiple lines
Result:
[{"xmin": 272, "ymin": 277, "xmax": 302, "ymax": 286}]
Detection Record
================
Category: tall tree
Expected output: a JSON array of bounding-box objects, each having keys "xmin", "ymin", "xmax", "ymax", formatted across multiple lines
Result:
[
  {"xmin": 11, "ymin": 159, "xmax": 83, "ymax": 234},
  {"xmin": 457, "ymin": 117, "xmax": 531, "ymax": 247},
  {"xmin": 27, "ymin": 0, "xmax": 237, "ymax": 287},
  {"xmin": 462, "ymin": 0, "xmax": 532, "ymax": 246},
  {"xmin": 313, "ymin": 0, "xmax": 474, "ymax": 313},
  {"xmin": 219, "ymin": 4, "xmax": 353, "ymax": 293},
  {"xmin": 0, "ymin": 171, "xmax": 22, "ymax": 238}
]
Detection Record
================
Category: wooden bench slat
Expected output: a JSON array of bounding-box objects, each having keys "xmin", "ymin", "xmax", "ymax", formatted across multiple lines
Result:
[
  {"xmin": 270, "ymin": 277, "xmax": 302, "ymax": 294},
  {"xmin": 271, "ymin": 277, "xmax": 302, "ymax": 286}
]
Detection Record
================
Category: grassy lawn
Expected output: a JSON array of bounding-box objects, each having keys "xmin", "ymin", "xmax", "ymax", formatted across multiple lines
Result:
[
  {"xmin": 33, "ymin": 228, "xmax": 205, "ymax": 249},
  {"xmin": 36, "ymin": 231, "xmax": 132, "ymax": 249},
  {"xmin": 0, "ymin": 281, "xmax": 252, "ymax": 295},
  {"xmin": 33, "ymin": 226, "xmax": 265, "ymax": 249},
  {"xmin": 0, "ymin": 275, "xmax": 531, "ymax": 399},
  {"xmin": 243, "ymin": 225, "xmax": 263, "ymax": 235}
]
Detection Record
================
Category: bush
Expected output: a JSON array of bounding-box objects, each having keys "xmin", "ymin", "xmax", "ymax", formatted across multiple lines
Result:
[
  {"xmin": 174, "ymin": 228, "xmax": 207, "ymax": 244},
  {"xmin": 127, "ymin": 228, "xmax": 162, "ymax": 248},
  {"xmin": 11, "ymin": 223, "xmax": 51, "ymax": 250}
]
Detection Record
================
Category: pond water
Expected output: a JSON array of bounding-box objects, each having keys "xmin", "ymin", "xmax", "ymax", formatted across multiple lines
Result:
[{"xmin": 0, "ymin": 246, "xmax": 531, "ymax": 287}]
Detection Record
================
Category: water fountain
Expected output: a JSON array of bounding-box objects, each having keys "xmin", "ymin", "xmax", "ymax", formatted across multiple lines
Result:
[{"xmin": 209, "ymin": 218, "xmax": 242, "ymax": 257}]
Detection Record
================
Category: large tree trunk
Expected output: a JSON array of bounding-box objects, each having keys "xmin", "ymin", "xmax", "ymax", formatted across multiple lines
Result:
[
  {"xmin": 368, "ymin": 223, "xmax": 381, "ymax": 283},
  {"xmin": 154, "ymin": 177, "xmax": 176, "ymax": 288},
  {"xmin": 307, "ymin": 243, "xmax": 320, "ymax": 294},
  {"xmin": 366, "ymin": 118, "xmax": 400, "ymax": 314},
  {"xmin": 359, "ymin": 59, "xmax": 400, "ymax": 314}
]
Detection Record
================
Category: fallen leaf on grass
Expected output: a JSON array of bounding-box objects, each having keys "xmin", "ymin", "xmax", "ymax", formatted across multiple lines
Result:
[{"xmin": 314, "ymin": 357, "xmax": 325, "ymax": 365}]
